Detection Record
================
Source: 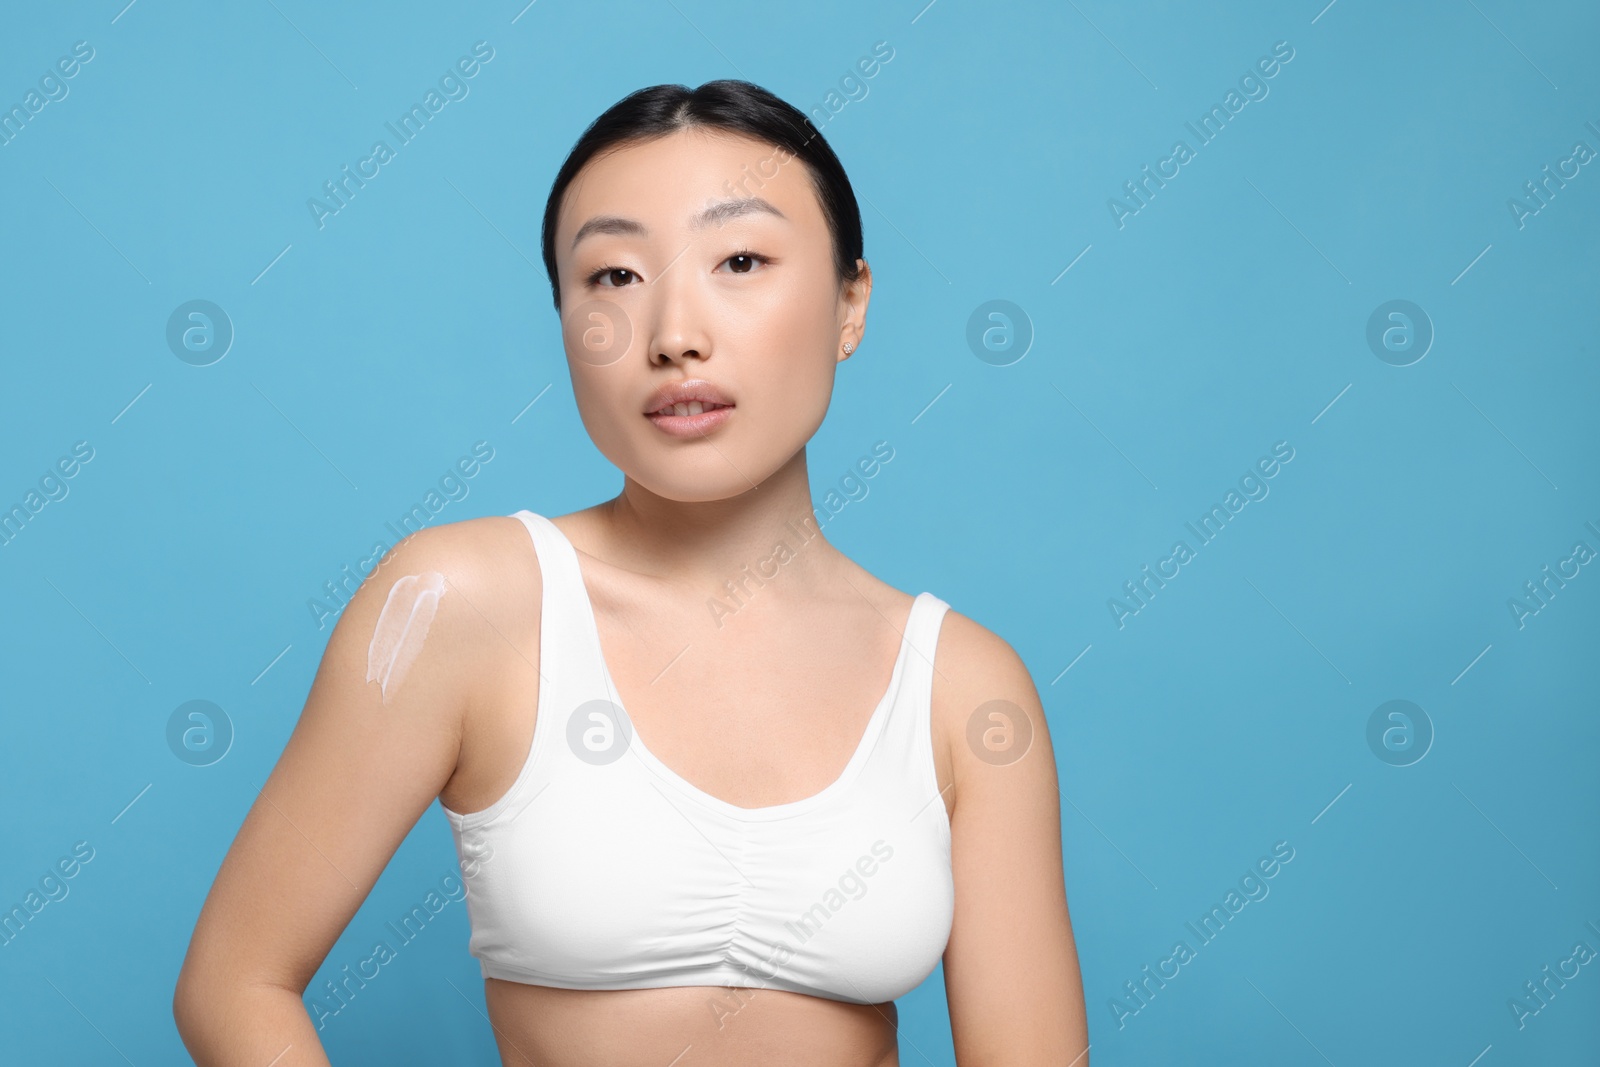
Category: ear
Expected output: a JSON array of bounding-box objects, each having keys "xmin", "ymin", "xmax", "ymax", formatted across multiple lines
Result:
[{"xmin": 837, "ymin": 258, "xmax": 872, "ymax": 362}]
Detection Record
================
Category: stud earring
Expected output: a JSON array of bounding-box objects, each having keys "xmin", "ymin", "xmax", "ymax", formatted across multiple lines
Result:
[{"xmin": 842, "ymin": 341, "xmax": 855, "ymax": 355}]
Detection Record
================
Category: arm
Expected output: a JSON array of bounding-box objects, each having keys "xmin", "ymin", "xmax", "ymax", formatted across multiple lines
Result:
[
  {"xmin": 938, "ymin": 612, "xmax": 1089, "ymax": 1066},
  {"xmin": 172, "ymin": 520, "xmax": 511, "ymax": 1064}
]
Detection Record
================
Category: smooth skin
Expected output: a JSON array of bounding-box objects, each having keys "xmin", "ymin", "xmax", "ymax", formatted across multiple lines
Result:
[{"xmin": 173, "ymin": 126, "xmax": 1088, "ymax": 1066}]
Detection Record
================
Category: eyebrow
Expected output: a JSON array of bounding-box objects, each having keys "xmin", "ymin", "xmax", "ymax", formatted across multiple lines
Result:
[{"xmin": 570, "ymin": 197, "xmax": 788, "ymax": 251}]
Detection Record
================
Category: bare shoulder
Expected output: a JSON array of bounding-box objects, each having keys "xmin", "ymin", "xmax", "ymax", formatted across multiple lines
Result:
[
  {"xmin": 929, "ymin": 605, "xmax": 1059, "ymax": 811},
  {"xmin": 357, "ymin": 512, "xmax": 543, "ymax": 710},
  {"xmin": 371, "ymin": 512, "xmax": 538, "ymax": 591},
  {"xmin": 290, "ymin": 512, "xmax": 547, "ymax": 831}
]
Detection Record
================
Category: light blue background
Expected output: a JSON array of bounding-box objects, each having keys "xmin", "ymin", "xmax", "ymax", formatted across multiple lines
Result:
[{"xmin": 2, "ymin": 0, "xmax": 1596, "ymax": 1063}]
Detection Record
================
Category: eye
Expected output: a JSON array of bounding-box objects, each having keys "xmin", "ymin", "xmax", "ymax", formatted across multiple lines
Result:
[
  {"xmin": 720, "ymin": 250, "xmax": 772, "ymax": 275},
  {"xmin": 584, "ymin": 264, "xmax": 638, "ymax": 288}
]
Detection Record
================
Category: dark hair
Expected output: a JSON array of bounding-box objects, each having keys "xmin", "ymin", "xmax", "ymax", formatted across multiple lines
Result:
[{"xmin": 539, "ymin": 79, "xmax": 864, "ymax": 312}]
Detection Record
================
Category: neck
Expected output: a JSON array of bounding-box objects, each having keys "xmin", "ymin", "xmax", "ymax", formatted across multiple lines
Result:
[{"xmin": 586, "ymin": 448, "xmax": 838, "ymax": 597}]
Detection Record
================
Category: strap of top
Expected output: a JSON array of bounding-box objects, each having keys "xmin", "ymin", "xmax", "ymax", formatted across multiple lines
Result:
[
  {"xmin": 902, "ymin": 593, "xmax": 949, "ymax": 695},
  {"xmin": 512, "ymin": 510, "xmax": 608, "ymax": 704},
  {"xmin": 857, "ymin": 591, "xmax": 950, "ymax": 824}
]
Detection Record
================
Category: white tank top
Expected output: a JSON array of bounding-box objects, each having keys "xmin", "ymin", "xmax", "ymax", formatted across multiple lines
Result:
[{"xmin": 441, "ymin": 509, "xmax": 955, "ymax": 1005}]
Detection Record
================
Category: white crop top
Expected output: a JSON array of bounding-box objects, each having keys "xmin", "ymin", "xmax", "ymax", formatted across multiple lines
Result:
[{"xmin": 440, "ymin": 509, "xmax": 956, "ymax": 1005}]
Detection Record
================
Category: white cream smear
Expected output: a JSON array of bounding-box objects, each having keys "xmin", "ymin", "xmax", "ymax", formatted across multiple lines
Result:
[{"xmin": 366, "ymin": 571, "xmax": 448, "ymax": 705}]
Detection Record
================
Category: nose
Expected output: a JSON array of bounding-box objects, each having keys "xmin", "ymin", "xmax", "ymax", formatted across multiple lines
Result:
[{"xmin": 645, "ymin": 248, "xmax": 712, "ymax": 367}]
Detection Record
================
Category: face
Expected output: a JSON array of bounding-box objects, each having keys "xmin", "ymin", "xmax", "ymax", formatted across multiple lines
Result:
[{"xmin": 551, "ymin": 127, "xmax": 870, "ymax": 503}]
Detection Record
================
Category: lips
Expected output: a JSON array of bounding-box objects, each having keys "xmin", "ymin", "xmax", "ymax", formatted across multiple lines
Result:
[
  {"xmin": 643, "ymin": 378, "xmax": 735, "ymax": 438},
  {"xmin": 642, "ymin": 378, "xmax": 735, "ymax": 416},
  {"xmin": 645, "ymin": 404, "xmax": 734, "ymax": 438}
]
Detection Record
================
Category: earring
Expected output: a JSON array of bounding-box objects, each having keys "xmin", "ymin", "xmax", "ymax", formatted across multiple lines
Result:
[{"xmin": 842, "ymin": 341, "xmax": 855, "ymax": 355}]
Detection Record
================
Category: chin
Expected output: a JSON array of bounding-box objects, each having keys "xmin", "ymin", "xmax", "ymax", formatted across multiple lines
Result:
[
  {"xmin": 627, "ymin": 470, "xmax": 766, "ymax": 504},
  {"xmin": 607, "ymin": 441, "xmax": 782, "ymax": 504}
]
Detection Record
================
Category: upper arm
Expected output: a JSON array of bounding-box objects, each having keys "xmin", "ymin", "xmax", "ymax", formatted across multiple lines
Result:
[
  {"xmin": 937, "ymin": 612, "xmax": 1089, "ymax": 1065},
  {"xmin": 175, "ymin": 519, "xmax": 509, "ymax": 1003}
]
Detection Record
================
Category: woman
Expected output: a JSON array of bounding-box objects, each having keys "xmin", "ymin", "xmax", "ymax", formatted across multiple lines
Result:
[{"xmin": 174, "ymin": 79, "xmax": 1088, "ymax": 1066}]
